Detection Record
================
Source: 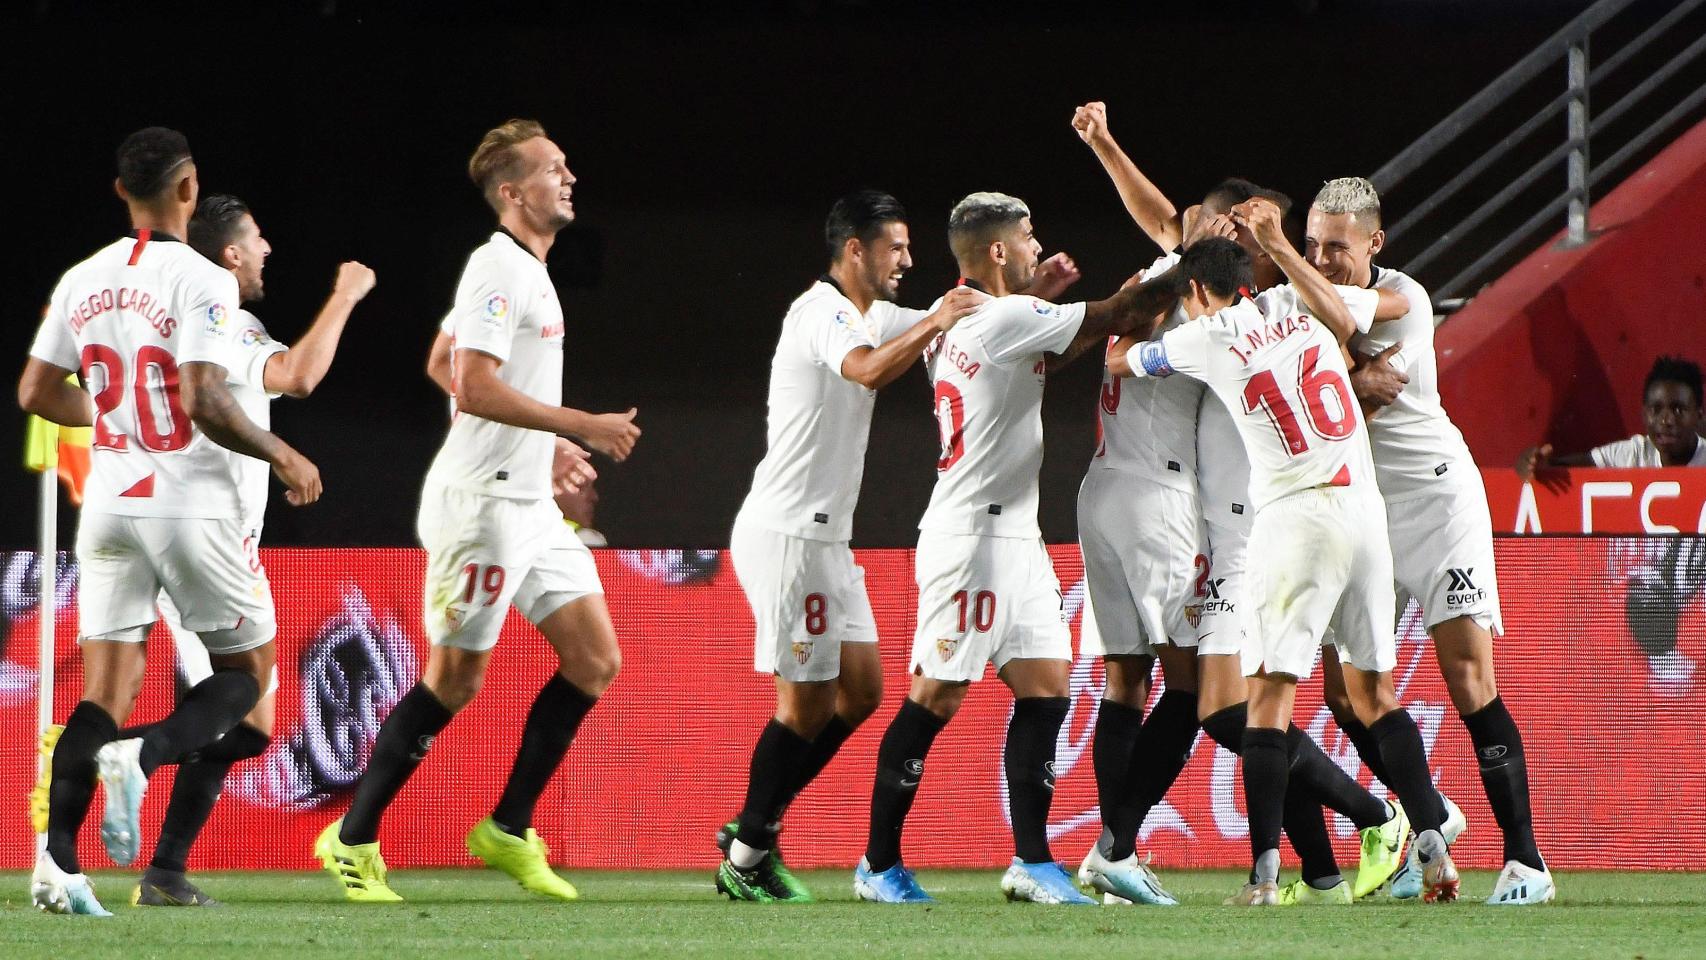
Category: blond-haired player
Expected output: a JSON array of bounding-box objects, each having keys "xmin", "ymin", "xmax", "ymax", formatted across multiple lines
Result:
[
  {"xmin": 1311, "ymin": 176, "xmax": 1550, "ymax": 905},
  {"xmin": 317, "ymin": 119, "xmax": 639, "ymax": 903}
]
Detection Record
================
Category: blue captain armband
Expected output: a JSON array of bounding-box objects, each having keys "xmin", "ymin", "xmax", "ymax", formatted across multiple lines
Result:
[{"xmin": 1135, "ymin": 340, "xmax": 1174, "ymax": 378}]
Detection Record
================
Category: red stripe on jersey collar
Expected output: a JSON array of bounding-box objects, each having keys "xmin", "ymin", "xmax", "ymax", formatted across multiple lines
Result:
[
  {"xmin": 958, "ymin": 277, "xmax": 991, "ymax": 294},
  {"xmin": 125, "ymin": 228, "xmax": 183, "ymax": 266}
]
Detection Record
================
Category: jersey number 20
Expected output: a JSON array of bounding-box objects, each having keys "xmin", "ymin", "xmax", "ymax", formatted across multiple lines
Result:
[{"xmin": 82, "ymin": 344, "xmax": 191, "ymax": 452}]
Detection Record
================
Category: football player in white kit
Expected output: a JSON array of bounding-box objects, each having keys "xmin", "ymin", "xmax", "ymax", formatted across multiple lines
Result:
[
  {"xmin": 1129, "ymin": 201, "xmax": 1461, "ymax": 905},
  {"xmin": 856, "ymin": 192, "xmax": 1186, "ymax": 905},
  {"xmin": 1068, "ymin": 103, "xmax": 1410, "ymax": 906},
  {"xmin": 19, "ymin": 128, "xmax": 322, "ymax": 915},
  {"xmin": 1308, "ymin": 178, "xmax": 1552, "ymax": 905},
  {"xmin": 117, "ymin": 194, "xmax": 373, "ymax": 907},
  {"xmin": 716, "ymin": 192, "xmax": 986, "ymax": 903},
  {"xmin": 317, "ymin": 119, "xmax": 640, "ymax": 904}
]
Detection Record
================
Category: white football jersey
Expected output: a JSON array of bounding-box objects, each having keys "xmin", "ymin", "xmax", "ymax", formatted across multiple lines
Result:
[
  {"xmin": 425, "ymin": 231, "xmax": 564, "ymax": 500},
  {"xmin": 1090, "ymin": 251, "xmax": 1204, "ymax": 492},
  {"xmin": 1351, "ymin": 266, "xmax": 1476, "ymax": 495},
  {"xmin": 1591, "ymin": 433, "xmax": 1706, "ymax": 468},
  {"xmin": 738, "ymin": 278, "xmax": 926, "ymax": 541},
  {"xmin": 1196, "ymin": 389, "xmax": 1253, "ymax": 531},
  {"xmin": 1140, "ymin": 284, "xmax": 1379, "ymax": 512},
  {"xmin": 227, "ymin": 309, "xmax": 288, "ymax": 528},
  {"xmin": 30, "ymin": 232, "xmax": 246, "ymax": 519},
  {"xmin": 918, "ymin": 290, "xmax": 1085, "ymax": 537}
]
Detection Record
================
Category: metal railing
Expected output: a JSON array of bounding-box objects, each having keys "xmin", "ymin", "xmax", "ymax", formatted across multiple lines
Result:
[{"xmin": 1370, "ymin": 0, "xmax": 1706, "ymax": 303}]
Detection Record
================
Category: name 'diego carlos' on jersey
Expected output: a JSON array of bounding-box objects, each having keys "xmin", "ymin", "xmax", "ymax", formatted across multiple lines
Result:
[
  {"xmin": 1135, "ymin": 283, "xmax": 1380, "ymax": 512},
  {"xmin": 29, "ymin": 232, "xmax": 249, "ymax": 519}
]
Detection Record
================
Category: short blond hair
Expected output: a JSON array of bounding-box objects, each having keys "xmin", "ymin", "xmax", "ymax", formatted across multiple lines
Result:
[
  {"xmin": 1312, "ymin": 177, "xmax": 1382, "ymax": 231},
  {"xmin": 468, "ymin": 119, "xmax": 547, "ymax": 213}
]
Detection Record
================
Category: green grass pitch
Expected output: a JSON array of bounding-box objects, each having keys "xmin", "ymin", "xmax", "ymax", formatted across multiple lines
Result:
[{"xmin": 4, "ymin": 869, "xmax": 1704, "ymax": 960}]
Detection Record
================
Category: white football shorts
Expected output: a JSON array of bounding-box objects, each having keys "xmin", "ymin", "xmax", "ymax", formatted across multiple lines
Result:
[
  {"xmin": 418, "ymin": 484, "xmax": 603, "ymax": 652},
  {"xmin": 1077, "ymin": 471, "xmax": 1208, "ymax": 657},
  {"xmin": 159, "ymin": 522, "xmax": 281, "ymax": 696},
  {"xmin": 730, "ymin": 517, "xmax": 878, "ymax": 683},
  {"xmin": 76, "ymin": 512, "xmax": 275, "ymax": 655},
  {"xmin": 1245, "ymin": 486, "xmax": 1397, "ymax": 679},
  {"xmin": 1385, "ymin": 467, "xmax": 1504, "ymax": 636},
  {"xmin": 1197, "ymin": 518, "xmax": 1250, "ymax": 659},
  {"xmin": 909, "ymin": 532, "xmax": 1071, "ymax": 683}
]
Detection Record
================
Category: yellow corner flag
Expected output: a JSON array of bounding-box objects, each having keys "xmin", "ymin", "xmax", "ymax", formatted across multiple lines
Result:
[{"xmin": 24, "ymin": 376, "xmax": 91, "ymax": 506}]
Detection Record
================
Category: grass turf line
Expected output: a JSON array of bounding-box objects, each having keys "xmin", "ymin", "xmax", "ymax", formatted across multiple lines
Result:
[{"xmin": 2, "ymin": 869, "xmax": 1703, "ymax": 960}]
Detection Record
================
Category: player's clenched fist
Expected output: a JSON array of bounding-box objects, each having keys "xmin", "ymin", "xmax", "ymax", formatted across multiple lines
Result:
[
  {"xmin": 1230, "ymin": 197, "xmax": 1287, "ymax": 253},
  {"xmin": 931, "ymin": 285, "xmax": 988, "ymax": 332},
  {"xmin": 1071, "ymin": 101, "xmax": 1109, "ymax": 146},
  {"xmin": 581, "ymin": 407, "xmax": 641, "ymax": 462},
  {"xmin": 1029, "ymin": 251, "xmax": 1082, "ymax": 301},
  {"xmin": 332, "ymin": 261, "xmax": 377, "ymax": 303},
  {"xmin": 275, "ymin": 450, "xmax": 323, "ymax": 506}
]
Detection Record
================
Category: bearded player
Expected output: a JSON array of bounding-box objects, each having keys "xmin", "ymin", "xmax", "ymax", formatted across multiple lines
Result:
[{"xmin": 713, "ymin": 191, "xmax": 986, "ymax": 903}]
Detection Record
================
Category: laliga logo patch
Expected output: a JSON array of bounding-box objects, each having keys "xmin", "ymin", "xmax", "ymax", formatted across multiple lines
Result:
[
  {"xmin": 483, "ymin": 292, "xmax": 510, "ymax": 326},
  {"xmin": 205, "ymin": 303, "xmax": 229, "ymax": 334},
  {"xmin": 833, "ymin": 309, "xmax": 853, "ymax": 329},
  {"xmin": 240, "ymin": 327, "xmax": 272, "ymax": 347},
  {"xmin": 936, "ymin": 636, "xmax": 958, "ymax": 661},
  {"xmin": 792, "ymin": 640, "xmax": 813, "ymax": 665},
  {"xmin": 1029, "ymin": 298, "xmax": 1056, "ymax": 316}
]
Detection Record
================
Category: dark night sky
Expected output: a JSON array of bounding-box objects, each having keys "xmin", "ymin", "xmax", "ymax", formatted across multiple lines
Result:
[{"xmin": 8, "ymin": 0, "xmax": 1652, "ymax": 548}]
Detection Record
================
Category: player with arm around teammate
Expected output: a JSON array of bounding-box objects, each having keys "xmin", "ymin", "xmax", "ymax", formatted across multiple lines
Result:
[
  {"xmin": 1130, "ymin": 199, "xmax": 1460, "ymax": 905},
  {"xmin": 18, "ymin": 128, "xmax": 319, "ymax": 915},
  {"xmin": 316, "ymin": 119, "xmax": 640, "ymax": 904},
  {"xmin": 1069, "ymin": 103, "xmax": 1411, "ymax": 905},
  {"xmin": 856, "ymin": 191, "xmax": 1181, "ymax": 905},
  {"xmin": 1311, "ymin": 177, "xmax": 1549, "ymax": 904},
  {"xmin": 713, "ymin": 191, "xmax": 985, "ymax": 903}
]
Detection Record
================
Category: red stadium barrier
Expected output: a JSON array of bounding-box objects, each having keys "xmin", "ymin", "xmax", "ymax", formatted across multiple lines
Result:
[
  {"xmin": 2, "ymin": 531, "xmax": 1701, "ymax": 873},
  {"xmin": 1484, "ymin": 467, "xmax": 1706, "ymax": 534}
]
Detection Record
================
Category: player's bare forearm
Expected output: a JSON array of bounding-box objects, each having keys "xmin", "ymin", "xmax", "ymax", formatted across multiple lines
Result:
[
  {"xmin": 1045, "ymin": 331, "xmax": 1106, "ymax": 372},
  {"xmin": 265, "ymin": 262, "xmax": 374, "ymax": 398},
  {"xmin": 181, "ymin": 361, "xmax": 298, "ymax": 463},
  {"xmin": 1086, "ymin": 136, "xmax": 1181, "ymax": 251},
  {"xmin": 264, "ymin": 295, "xmax": 355, "ymax": 399},
  {"xmin": 1372, "ymin": 287, "xmax": 1413, "ymax": 321},
  {"xmin": 455, "ymin": 350, "xmax": 639, "ymax": 459},
  {"xmin": 1272, "ymin": 243, "xmax": 1357, "ymax": 343},
  {"xmin": 1106, "ymin": 336, "xmax": 1138, "ymax": 378},
  {"xmin": 457, "ymin": 367, "xmax": 579, "ymax": 435},
  {"xmin": 17, "ymin": 358, "xmax": 93, "ymax": 426},
  {"xmin": 842, "ymin": 318, "xmax": 946, "ymax": 390},
  {"xmin": 1080, "ymin": 269, "xmax": 1182, "ymax": 342},
  {"xmin": 426, "ymin": 331, "xmax": 454, "ymax": 397}
]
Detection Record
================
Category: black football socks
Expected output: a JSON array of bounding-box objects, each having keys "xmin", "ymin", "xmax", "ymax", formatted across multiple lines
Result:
[
  {"xmin": 1007, "ymin": 696, "xmax": 1070, "ymax": 864},
  {"xmin": 45, "ymin": 700, "xmax": 118, "ymax": 873},
  {"xmin": 150, "ymin": 723, "xmax": 270, "ymax": 875},
  {"xmin": 491, "ymin": 674, "xmax": 598, "ymax": 837},
  {"xmin": 1462, "ymin": 696, "xmax": 1543, "ymax": 869},
  {"xmin": 864, "ymin": 699, "xmax": 947, "ymax": 873},
  {"xmin": 339, "ymin": 683, "xmax": 454, "ymax": 845}
]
